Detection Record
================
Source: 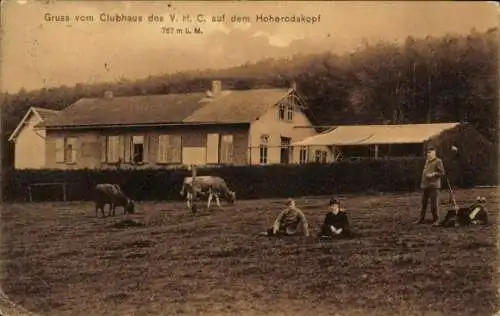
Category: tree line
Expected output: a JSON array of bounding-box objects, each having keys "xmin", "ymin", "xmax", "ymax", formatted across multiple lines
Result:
[{"xmin": 1, "ymin": 27, "xmax": 497, "ymax": 168}]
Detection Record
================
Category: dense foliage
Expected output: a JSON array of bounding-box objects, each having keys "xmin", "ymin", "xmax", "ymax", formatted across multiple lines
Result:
[
  {"xmin": 1, "ymin": 28, "xmax": 497, "ymax": 169},
  {"xmin": 4, "ymin": 157, "xmax": 496, "ymax": 202}
]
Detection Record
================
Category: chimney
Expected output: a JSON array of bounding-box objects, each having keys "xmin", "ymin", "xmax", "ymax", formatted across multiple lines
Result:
[
  {"xmin": 104, "ymin": 90, "xmax": 113, "ymax": 99},
  {"xmin": 211, "ymin": 80, "xmax": 222, "ymax": 97}
]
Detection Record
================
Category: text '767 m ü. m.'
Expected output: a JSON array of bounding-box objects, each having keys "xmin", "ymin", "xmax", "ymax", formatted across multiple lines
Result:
[{"xmin": 161, "ymin": 27, "xmax": 203, "ymax": 35}]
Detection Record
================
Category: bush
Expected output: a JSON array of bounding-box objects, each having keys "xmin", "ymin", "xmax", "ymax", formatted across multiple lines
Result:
[{"xmin": 2, "ymin": 156, "xmax": 496, "ymax": 202}]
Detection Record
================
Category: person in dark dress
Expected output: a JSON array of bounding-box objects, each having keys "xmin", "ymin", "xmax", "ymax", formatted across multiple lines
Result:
[
  {"xmin": 440, "ymin": 196, "xmax": 489, "ymax": 227},
  {"xmin": 318, "ymin": 197, "xmax": 352, "ymax": 238}
]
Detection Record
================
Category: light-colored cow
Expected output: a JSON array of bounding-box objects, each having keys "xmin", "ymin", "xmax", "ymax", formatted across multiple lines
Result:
[
  {"xmin": 180, "ymin": 176, "xmax": 236, "ymax": 210},
  {"xmin": 95, "ymin": 184, "xmax": 135, "ymax": 217}
]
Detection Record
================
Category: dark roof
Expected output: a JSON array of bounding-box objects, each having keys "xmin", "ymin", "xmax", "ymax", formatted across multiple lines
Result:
[
  {"xmin": 184, "ymin": 89, "xmax": 290, "ymax": 123},
  {"xmin": 39, "ymin": 89, "xmax": 291, "ymax": 128},
  {"xmin": 32, "ymin": 107, "xmax": 60, "ymax": 121},
  {"xmin": 9, "ymin": 107, "xmax": 61, "ymax": 141}
]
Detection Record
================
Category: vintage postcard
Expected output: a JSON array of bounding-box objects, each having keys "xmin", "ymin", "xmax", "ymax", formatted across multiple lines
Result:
[{"xmin": 0, "ymin": 1, "xmax": 498, "ymax": 315}]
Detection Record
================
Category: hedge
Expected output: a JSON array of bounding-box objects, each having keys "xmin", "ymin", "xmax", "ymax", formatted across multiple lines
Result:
[{"xmin": 3, "ymin": 156, "xmax": 496, "ymax": 202}]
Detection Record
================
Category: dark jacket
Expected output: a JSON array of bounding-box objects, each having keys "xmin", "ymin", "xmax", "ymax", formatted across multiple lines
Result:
[
  {"xmin": 420, "ymin": 157, "xmax": 445, "ymax": 189},
  {"xmin": 319, "ymin": 209, "xmax": 350, "ymax": 236}
]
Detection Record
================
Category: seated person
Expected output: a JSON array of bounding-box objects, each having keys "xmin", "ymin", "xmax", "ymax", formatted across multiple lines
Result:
[
  {"xmin": 266, "ymin": 199, "xmax": 310, "ymax": 237},
  {"xmin": 440, "ymin": 196, "xmax": 488, "ymax": 227},
  {"xmin": 318, "ymin": 197, "xmax": 352, "ymax": 238}
]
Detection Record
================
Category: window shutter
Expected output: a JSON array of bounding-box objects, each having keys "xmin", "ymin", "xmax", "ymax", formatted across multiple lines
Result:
[
  {"xmin": 143, "ymin": 134, "xmax": 150, "ymax": 163},
  {"xmin": 124, "ymin": 135, "xmax": 131, "ymax": 163},
  {"xmin": 157, "ymin": 135, "xmax": 165, "ymax": 163},
  {"xmin": 166, "ymin": 136, "xmax": 174, "ymax": 163},
  {"xmin": 149, "ymin": 134, "xmax": 157, "ymax": 164},
  {"xmin": 119, "ymin": 136, "xmax": 125, "ymax": 161},
  {"xmin": 55, "ymin": 138, "xmax": 64, "ymax": 163},
  {"xmin": 100, "ymin": 136, "xmax": 107, "ymax": 162},
  {"xmin": 227, "ymin": 136, "xmax": 234, "ymax": 163},
  {"xmin": 172, "ymin": 135, "xmax": 182, "ymax": 163},
  {"xmin": 219, "ymin": 135, "xmax": 233, "ymax": 164},
  {"xmin": 228, "ymin": 143, "xmax": 234, "ymax": 163},
  {"xmin": 206, "ymin": 133, "xmax": 219, "ymax": 163},
  {"xmin": 111, "ymin": 136, "xmax": 118, "ymax": 163},
  {"xmin": 69, "ymin": 137, "xmax": 78, "ymax": 163}
]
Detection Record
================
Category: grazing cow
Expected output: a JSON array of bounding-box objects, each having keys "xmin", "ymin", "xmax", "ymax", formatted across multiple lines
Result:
[
  {"xmin": 179, "ymin": 176, "xmax": 236, "ymax": 210},
  {"xmin": 440, "ymin": 196, "xmax": 488, "ymax": 227},
  {"xmin": 95, "ymin": 184, "xmax": 135, "ymax": 217}
]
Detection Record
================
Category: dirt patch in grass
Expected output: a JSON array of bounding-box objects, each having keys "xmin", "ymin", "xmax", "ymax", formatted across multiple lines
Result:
[
  {"xmin": 0, "ymin": 189, "xmax": 498, "ymax": 316},
  {"xmin": 109, "ymin": 219, "xmax": 146, "ymax": 229}
]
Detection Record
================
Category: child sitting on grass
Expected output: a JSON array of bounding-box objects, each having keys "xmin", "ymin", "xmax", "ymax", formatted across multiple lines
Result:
[
  {"xmin": 317, "ymin": 197, "xmax": 353, "ymax": 238},
  {"xmin": 265, "ymin": 198, "xmax": 310, "ymax": 237}
]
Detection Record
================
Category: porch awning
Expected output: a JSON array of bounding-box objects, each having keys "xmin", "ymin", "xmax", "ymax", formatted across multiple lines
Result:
[{"xmin": 293, "ymin": 123, "xmax": 460, "ymax": 146}]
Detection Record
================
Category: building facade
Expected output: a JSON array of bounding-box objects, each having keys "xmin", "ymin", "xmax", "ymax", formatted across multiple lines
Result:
[
  {"xmin": 8, "ymin": 107, "xmax": 60, "ymax": 169},
  {"xmin": 38, "ymin": 81, "xmax": 319, "ymax": 170}
]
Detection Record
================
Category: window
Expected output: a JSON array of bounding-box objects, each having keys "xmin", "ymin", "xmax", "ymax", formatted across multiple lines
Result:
[
  {"xmin": 106, "ymin": 136, "xmax": 120, "ymax": 163},
  {"xmin": 287, "ymin": 101, "xmax": 294, "ymax": 121},
  {"xmin": 158, "ymin": 134, "xmax": 182, "ymax": 163},
  {"xmin": 219, "ymin": 134, "xmax": 234, "ymax": 164},
  {"xmin": 55, "ymin": 138, "xmax": 64, "ymax": 163},
  {"xmin": 315, "ymin": 150, "xmax": 328, "ymax": 163},
  {"xmin": 132, "ymin": 135, "xmax": 144, "ymax": 163},
  {"xmin": 259, "ymin": 135, "xmax": 269, "ymax": 164},
  {"xmin": 278, "ymin": 99, "xmax": 294, "ymax": 121},
  {"xmin": 299, "ymin": 146, "xmax": 308, "ymax": 164},
  {"xmin": 65, "ymin": 137, "xmax": 77, "ymax": 163},
  {"xmin": 280, "ymin": 137, "xmax": 291, "ymax": 164},
  {"xmin": 278, "ymin": 102, "xmax": 286, "ymax": 120},
  {"xmin": 315, "ymin": 150, "xmax": 321, "ymax": 163},
  {"xmin": 55, "ymin": 137, "xmax": 77, "ymax": 164}
]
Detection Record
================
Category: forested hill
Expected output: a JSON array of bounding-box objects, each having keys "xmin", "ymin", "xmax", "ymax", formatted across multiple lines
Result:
[{"xmin": 1, "ymin": 27, "xmax": 498, "ymax": 166}]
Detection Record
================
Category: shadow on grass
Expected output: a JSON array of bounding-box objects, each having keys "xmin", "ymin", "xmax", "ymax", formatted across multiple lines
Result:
[{"xmin": 109, "ymin": 219, "xmax": 145, "ymax": 229}]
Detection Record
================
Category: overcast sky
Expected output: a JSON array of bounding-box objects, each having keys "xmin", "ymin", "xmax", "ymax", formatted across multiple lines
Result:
[{"xmin": 0, "ymin": 1, "xmax": 497, "ymax": 93}]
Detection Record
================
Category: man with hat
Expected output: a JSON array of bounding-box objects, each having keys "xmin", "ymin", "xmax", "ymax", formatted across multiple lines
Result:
[
  {"xmin": 318, "ymin": 197, "xmax": 352, "ymax": 238},
  {"xmin": 415, "ymin": 144, "xmax": 446, "ymax": 226},
  {"xmin": 266, "ymin": 198, "xmax": 310, "ymax": 237}
]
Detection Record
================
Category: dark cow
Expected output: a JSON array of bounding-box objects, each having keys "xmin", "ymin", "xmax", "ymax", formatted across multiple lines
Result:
[
  {"xmin": 95, "ymin": 184, "xmax": 135, "ymax": 217},
  {"xmin": 440, "ymin": 196, "xmax": 488, "ymax": 227},
  {"xmin": 180, "ymin": 176, "xmax": 236, "ymax": 210}
]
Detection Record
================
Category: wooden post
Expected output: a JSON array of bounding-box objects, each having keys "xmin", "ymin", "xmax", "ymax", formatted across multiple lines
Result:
[
  {"xmin": 191, "ymin": 164, "xmax": 197, "ymax": 178},
  {"xmin": 62, "ymin": 183, "xmax": 67, "ymax": 202},
  {"xmin": 374, "ymin": 145, "xmax": 379, "ymax": 159},
  {"xmin": 28, "ymin": 185, "xmax": 32, "ymax": 202},
  {"xmin": 191, "ymin": 164, "xmax": 197, "ymax": 198},
  {"xmin": 190, "ymin": 164, "xmax": 197, "ymax": 213}
]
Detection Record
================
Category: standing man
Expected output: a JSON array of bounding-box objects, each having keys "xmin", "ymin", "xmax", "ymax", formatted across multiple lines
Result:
[
  {"xmin": 415, "ymin": 145, "xmax": 446, "ymax": 226},
  {"xmin": 266, "ymin": 198, "xmax": 310, "ymax": 237}
]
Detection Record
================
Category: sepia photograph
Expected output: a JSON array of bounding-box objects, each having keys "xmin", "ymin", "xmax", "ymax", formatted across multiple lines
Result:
[{"xmin": 0, "ymin": 1, "xmax": 498, "ymax": 315}]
